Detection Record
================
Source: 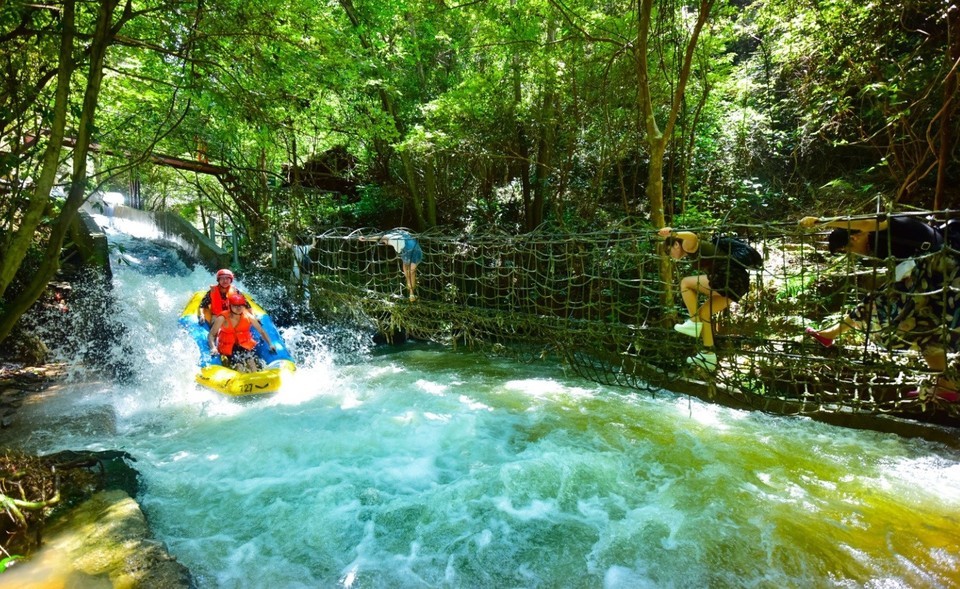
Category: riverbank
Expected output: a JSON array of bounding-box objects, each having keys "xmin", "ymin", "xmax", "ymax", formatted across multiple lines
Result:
[
  {"xmin": 0, "ymin": 489, "xmax": 192, "ymax": 588},
  {"xmin": 0, "ymin": 362, "xmax": 192, "ymax": 588},
  {"xmin": 0, "ymin": 362, "xmax": 67, "ymax": 429}
]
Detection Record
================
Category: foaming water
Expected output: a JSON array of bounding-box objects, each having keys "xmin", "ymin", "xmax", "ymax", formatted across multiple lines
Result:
[{"xmin": 4, "ymin": 231, "xmax": 960, "ymax": 587}]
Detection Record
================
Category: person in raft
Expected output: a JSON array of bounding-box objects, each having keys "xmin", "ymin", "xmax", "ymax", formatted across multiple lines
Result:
[
  {"xmin": 799, "ymin": 214, "xmax": 959, "ymax": 402},
  {"xmin": 362, "ymin": 229, "xmax": 423, "ymax": 302},
  {"xmin": 198, "ymin": 268, "xmax": 250, "ymax": 325},
  {"xmin": 207, "ymin": 294, "xmax": 276, "ymax": 373},
  {"xmin": 659, "ymin": 227, "xmax": 751, "ymax": 372}
]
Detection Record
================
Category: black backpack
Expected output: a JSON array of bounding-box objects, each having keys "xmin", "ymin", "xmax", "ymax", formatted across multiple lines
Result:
[
  {"xmin": 710, "ymin": 235, "xmax": 764, "ymax": 269},
  {"xmin": 938, "ymin": 219, "xmax": 960, "ymax": 250}
]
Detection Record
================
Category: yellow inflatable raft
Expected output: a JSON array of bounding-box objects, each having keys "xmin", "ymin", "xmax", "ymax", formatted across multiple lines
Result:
[{"xmin": 179, "ymin": 290, "xmax": 296, "ymax": 396}]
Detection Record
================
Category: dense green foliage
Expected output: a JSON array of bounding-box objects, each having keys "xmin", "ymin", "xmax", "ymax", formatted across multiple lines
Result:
[
  {"xmin": 1, "ymin": 0, "xmax": 957, "ymax": 342},
  {"xmin": 8, "ymin": 0, "xmax": 959, "ymax": 230}
]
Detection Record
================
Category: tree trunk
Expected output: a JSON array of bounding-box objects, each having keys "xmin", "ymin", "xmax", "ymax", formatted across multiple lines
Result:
[
  {"xmin": 0, "ymin": 0, "xmax": 76, "ymax": 302},
  {"xmin": 512, "ymin": 62, "xmax": 531, "ymax": 219},
  {"xmin": 0, "ymin": 0, "xmax": 119, "ymax": 344},
  {"xmin": 635, "ymin": 0, "xmax": 662, "ymax": 229},
  {"xmin": 337, "ymin": 0, "xmax": 430, "ymax": 229},
  {"xmin": 423, "ymin": 153, "xmax": 437, "ymax": 226},
  {"xmin": 399, "ymin": 149, "xmax": 427, "ymax": 228},
  {"xmin": 636, "ymin": 0, "xmax": 713, "ymax": 228},
  {"xmin": 529, "ymin": 100, "xmax": 556, "ymax": 230},
  {"xmin": 634, "ymin": 0, "xmax": 713, "ymax": 316},
  {"xmin": 934, "ymin": 7, "xmax": 959, "ymax": 210},
  {"xmin": 527, "ymin": 15, "xmax": 558, "ymax": 231}
]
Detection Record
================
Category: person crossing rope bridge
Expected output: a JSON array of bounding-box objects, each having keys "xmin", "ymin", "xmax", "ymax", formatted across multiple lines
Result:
[
  {"xmin": 360, "ymin": 229, "xmax": 423, "ymax": 302},
  {"xmin": 303, "ymin": 222, "xmax": 960, "ymax": 421},
  {"xmin": 799, "ymin": 213, "xmax": 960, "ymax": 402},
  {"xmin": 659, "ymin": 226, "xmax": 759, "ymax": 372},
  {"xmin": 800, "ymin": 213, "xmax": 945, "ymax": 346}
]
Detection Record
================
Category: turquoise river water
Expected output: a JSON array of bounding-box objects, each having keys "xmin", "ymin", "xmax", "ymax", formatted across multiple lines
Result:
[{"xmin": 2, "ymin": 221, "xmax": 959, "ymax": 588}]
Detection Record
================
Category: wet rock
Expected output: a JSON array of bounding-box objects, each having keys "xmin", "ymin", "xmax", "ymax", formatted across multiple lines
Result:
[
  {"xmin": 45, "ymin": 450, "xmax": 140, "ymax": 498},
  {"xmin": 0, "ymin": 489, "xmax": 192, "ymax": 588},
  {"xmin": 0, "ymin": 330, "xmax": 49, "ymax": 365},
  {"xmin": 0, "ymin": 388, "xmax": 25, "ymax": 407},
  {"xmin": 0, "ymin": 365, "xmax": 92, "ymax": 439}
]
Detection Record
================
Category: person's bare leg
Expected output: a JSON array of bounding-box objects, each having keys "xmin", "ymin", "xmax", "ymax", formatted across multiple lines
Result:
[
  {"xmin": 697, "ymin": 294, "xmax": 730, "ymax": 348},
  {"xmin": 404, "ymin": 261, "xmax": 418, "ymax": 300},
  {"xmin": 923, "ymin": 347, "xmax": 955, "ymax": 390},
  {"xmin": 816, "ymin": 317, "xmax": 859, "ymax": 340},
  {"xmin": 679, "ymin": 275, "xmax": 708, "ymax": 318}
]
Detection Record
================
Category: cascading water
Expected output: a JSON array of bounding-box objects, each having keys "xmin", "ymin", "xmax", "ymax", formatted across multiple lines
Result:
[{"xmin": 2, "ymin": 215, "xmax": 959, "ymax": 588}]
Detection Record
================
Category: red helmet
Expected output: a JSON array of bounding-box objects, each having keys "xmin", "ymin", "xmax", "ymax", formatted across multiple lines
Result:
[
  {"xmin": 228, "ymin": 294, "xmax": 247, "ymax": 306},
  {"xmin": 216, "ymin": 269, "xmax": 234, "ymax": 281}
]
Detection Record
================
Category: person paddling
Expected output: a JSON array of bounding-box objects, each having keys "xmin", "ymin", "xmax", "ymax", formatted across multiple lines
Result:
[
  {"xmin": 198, "ymin": 269, "xmax": 248, "ymax": 325},
  {"xmin": 208, "ymin": 294, "xmax": 276, "ymax": 373}
]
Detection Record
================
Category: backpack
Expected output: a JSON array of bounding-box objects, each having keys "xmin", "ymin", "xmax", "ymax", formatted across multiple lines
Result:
[
  {"xmin": 937, "ymin": 219, "xmax": 960, "ymax": 250},
  {"xmin": 710, "ymin": 235, "xmax": 764, "ymax": 269},
  {"xmin": 875, "ymin": 216, "xmax": 943, "ymax": 258}
]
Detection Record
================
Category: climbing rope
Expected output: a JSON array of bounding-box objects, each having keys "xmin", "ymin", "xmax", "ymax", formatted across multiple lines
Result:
[{"xmin": 284, "ymin": 215, "xmax": 960, "ymax": 423}]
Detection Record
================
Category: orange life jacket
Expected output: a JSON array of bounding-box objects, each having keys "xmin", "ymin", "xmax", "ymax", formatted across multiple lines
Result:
[
  {"xmin": 216, "ymin": 313, "xmax": 257, "ymax": 356},
  {"xmin": 209, "ymin": 285, "xmax": 238, "ymax": 317}
]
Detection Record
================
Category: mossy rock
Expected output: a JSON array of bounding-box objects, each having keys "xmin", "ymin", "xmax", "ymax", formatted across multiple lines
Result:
[
  {"xmin": 0, "ymin": 328, "xmax": 48, "ymax": 365},
  {"xmin": 1, "ymin": 489, "xmax": 192, "ymax": 588}
]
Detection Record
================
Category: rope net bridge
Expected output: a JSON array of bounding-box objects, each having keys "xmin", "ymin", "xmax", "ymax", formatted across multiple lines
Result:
[{"xmin": 285, "ymin": 217, "xmax": 960, "ymax": 433}]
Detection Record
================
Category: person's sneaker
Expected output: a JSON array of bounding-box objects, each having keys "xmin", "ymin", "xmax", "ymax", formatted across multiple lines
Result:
[
  {"xmin": 905, "ymin": 386, "xmax": 960, "ymax": 402},
  {"xmin": 673, "ymin": 319, "xmax": 703, "ymax": 338},
  {"xmin": 686, "ymin": 351, "xmax": 717, "ymax": 371},
  {"xmin": 409, "ymin": 295, "xmax": 417, "ymax": 302},
  {"xmin": 805, "ymin": 327, "xmax": 834, "ymax": 348},
  {"xmin": 938, "ymin": 389, "xmax": 960, "ymax": 402}
]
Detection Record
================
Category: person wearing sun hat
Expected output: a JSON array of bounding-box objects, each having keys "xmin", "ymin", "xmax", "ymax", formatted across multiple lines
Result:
[{"xmin": 658, "ymin": 226, "xmax": 753, "ymax": 372}]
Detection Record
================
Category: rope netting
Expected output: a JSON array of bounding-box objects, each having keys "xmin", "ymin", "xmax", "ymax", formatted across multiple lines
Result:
[{"xmin": 284, "ymin": 215, "xmax": 960, "ymax": 428}]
